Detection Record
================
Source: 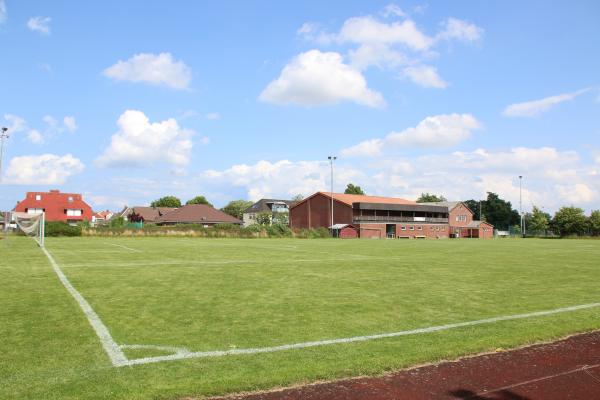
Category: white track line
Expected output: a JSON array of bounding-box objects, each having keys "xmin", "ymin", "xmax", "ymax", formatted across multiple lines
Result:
[
  {"xmin": 471, "ymin": 363, "xmax": 600, "ymax": 398},
  {"xmin": 105, "ymin": 243, "xmax": 142, "ymax": 253},
  {"xmin": 41, "ymin": 246, "xmax": 129, "ymax": 366},
  {"xmin": 121, "ymin": 301, "xmax": 600, "ymax": 367},
  {"xmin": 40, "ymin": 244, "xmax": 600, "ymax": 368}
]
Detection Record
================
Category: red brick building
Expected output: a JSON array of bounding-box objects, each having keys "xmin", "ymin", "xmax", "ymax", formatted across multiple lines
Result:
[
  {"xmin": 14, "ymin": 190, "xmax": 93, "ymax": 224},
  {"xmin": 290, "ymin": 192, "xmax": 450, "ymax": 239},
  {"xmin": 421, "ymin": 201, "xmax": 494, "ymax": 239}
]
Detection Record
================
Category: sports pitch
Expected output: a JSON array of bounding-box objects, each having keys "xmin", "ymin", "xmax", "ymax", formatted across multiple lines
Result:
[{"xmin": 1, "ymin": 237, "xmax": 600, "ymax": 399}]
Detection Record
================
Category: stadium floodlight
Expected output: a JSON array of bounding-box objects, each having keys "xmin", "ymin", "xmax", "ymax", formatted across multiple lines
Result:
[
  {"xmin": 519, "ymin": 175, "xmax": 524, "ymax": 237},
  {"xmin": 12, "ymin": 211, "xmax": 45, "ymax": 247},
  {"xmin": 0, "ymin": 127, "xmax": 9, "ymax": 184},
  {"xmin": 328, "ymin": 156, "xmax": 336, "ymax": 234}
]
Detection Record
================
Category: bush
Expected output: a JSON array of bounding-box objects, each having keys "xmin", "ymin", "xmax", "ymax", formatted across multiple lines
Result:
[
  {"xmin": 265, "ymin": 223, "xmax": 292, "ymax": 237},
  {"xmin": 45, "ymin": 221, "xmax": 82, "ymax": 237}
]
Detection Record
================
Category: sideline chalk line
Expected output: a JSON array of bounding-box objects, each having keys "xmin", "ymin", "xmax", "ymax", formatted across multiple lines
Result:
[
  {"xmin": 105, "ymin": 242, "xmax": 142, "ymax": 253},
  {"xmin": 41, "ymin": 245, "xmax": 600, "ymax": 368}
]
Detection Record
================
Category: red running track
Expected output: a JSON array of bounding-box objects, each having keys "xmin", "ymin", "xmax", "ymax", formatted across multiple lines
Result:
[{"xmin": 213, "ymin": 331, "xmax": 600, "ymax": 400}]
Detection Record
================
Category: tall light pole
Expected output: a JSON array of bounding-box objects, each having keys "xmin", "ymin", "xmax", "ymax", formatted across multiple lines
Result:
[
  {"xmin": 519, "ymin": 175, "xmax": 523, "ymax": 237},
  {"xmin": 328, "ymin": 156, "xmax": 336, "ymax": 232},
  {"xmin": 0, "ymin": 127, "xmax": 9, "ymax": 183}
]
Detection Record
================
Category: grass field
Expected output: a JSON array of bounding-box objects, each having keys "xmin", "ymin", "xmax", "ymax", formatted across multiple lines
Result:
[{"xmin": 1, "ymin": 236, "xmax": 600, "ymax": 399}]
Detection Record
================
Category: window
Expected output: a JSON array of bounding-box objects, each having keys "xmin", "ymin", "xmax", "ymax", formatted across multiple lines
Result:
[
  {"xmin": 401, "ymin": 226, "xmax": 406, "ymax": 231},
  {"xmin": 455, "ymin": 215, "xmax": 467, "ymax": 222},
  {"xmin": 417, "ymin": 226, "xmax": 422, "ymax": 230},
  {"xmin": 68, "ymin": 196, "xmax": 74, "ymax": 202},
  {"xmin": 35, "ymin": 194, "xmax": 41, "ymax": 201},
  {"xmin": 27, "ymin": 208, "xmax": 43, "ymax": 214},
  {"xmin": 436, "ymin": 227, "xmax": 440, "ymax": 231},
  {"xmin": 409, "ymin": 226, "xmax": 414, "ymax": 231},
  {"xmin": 66, "ymin": 209, "xmax": 82, "ymax": 217}
]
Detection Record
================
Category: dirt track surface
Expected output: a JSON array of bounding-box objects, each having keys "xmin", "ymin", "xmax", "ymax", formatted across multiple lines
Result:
[{"xmin": 214, "ymin": 331, "xmax": 600, "ymax": 400}]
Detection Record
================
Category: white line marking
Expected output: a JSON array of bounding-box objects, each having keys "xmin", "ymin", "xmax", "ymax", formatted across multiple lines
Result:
[
  {"xmin": 472, "ymin": 363, "xmax": 600, "ymax": 398},
  {"xmin": 105, "ymin": 243, "xmax": 142, "ymax": 253},
  {"xmin": 41, "ymin": 246, "xmax": 129, "ymax": 366},
  {"xmin": 120, "ymin": 301, "xmax": 600, "ymax": 367},
  {"xmin": 37, "ymin": 242, "xmax": 600, "ymax": 369}
]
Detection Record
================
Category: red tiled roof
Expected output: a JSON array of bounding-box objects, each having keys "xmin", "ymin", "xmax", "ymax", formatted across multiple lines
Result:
[
  {"xmin": 319, "ymin": 192, "xmax": 416, "ymax": 206},
  {"xmin": 14, "ymin": 190, "xmax": 93, "ymax": 221}
]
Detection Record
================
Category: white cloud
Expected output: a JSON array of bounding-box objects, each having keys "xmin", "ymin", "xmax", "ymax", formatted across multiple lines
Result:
[
  {"xmin": 349, "ymin": 43, "xmax": 406, "ymax": 70},
  {"xmin": 259, "ymin": 50, "xmax": 384, "ymax": 107},
  {"xmin": 96, "ymin": 110, "xmax": 195, "ymax": 168},
  {"xmin": 3, "ymin": 154, "xmax": 84, "ymax": 184},
  {"xmin": 341, "ymin": 113, "xmax": 480, "ymax": 157},
  {"xmin": 27, "ymin": 16, "xmax": 51, "ymax": 35},
  {"xmin": 203, "ymin": 159, "xmax": 365, "ymax": 201},
  {"xmin": 26, "ymin": 129, "xmax": 44, "ymax": 144},
  {"xmin": 0, "ymin": 0, "xmax": 6, "ymax": 25},
  {"xmin": 42, "ymin": 115, "xmax": 57, "ymax": 127},
  {"xmin": 556, "ymin": 184, "xmax": 597, "ymax": 205},
  {"xmin": 296, "ymin": 8, "xmax": 483, "ymax": 88},
  {"xmin": 103, "ymin": 53, "xmax": 192, "ymax": 90},
  {"xmin": 205, "ymin": 112, "xmax": 221, "ymax": 120},
  {"xmin": 503, "ymin": 88, "xmax": 591, "ymax": 117},
  {"xmin": 3, "ymin": 114, "xmax": 27, "ymax": 133},
  {"xmin": 340, "ymin": 139, "xmax": 384, "ymax": 158},
  {"xmin": 63, "ymin": 116, "xmax": 77, "ymax": 132},
  {"xmin": 436, "ymin": 18, "xmax": 483, "ymax": 42},
  {"xmin": 402, "ymin": 65, "xmax": 447, "ymax": 88},
  {"xmin": 388, "ymin": 113, "xmax": 480, "ymax": 147},
  {"xmin": 337, "ymin": 16, "xmax": 433, "ymax": 51},
  {"xmin": 381, "ymin": 4, "xmax": 407, "ymax": 18}
]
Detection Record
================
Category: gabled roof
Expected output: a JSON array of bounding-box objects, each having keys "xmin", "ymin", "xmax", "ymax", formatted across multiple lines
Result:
[
  {"xmin": 419, "ymin": 201, "xmax": 462, "ymax": 210},
  {"xmin": 292, "ymin": 192, "xmax": 416, "ymax": 209},
  {"xmin": 126, "ymin": 206, "xmax": 177, "ymax": 222},
  {"xmin": 244, "ymin": 199, "xmax": 296, "ymax": 214},
  {"xmin": 155, "ymin": 204, "xmax": 242, "ymax": 224},
  {"xmin": 466, "ymin": 220, "xmax": 494, "ymax": 228}
]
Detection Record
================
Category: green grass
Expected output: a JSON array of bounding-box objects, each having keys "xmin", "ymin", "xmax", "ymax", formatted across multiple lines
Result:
[{"xmin": 1, "ymin": 236, "xmax": 600, "ymax": 399}]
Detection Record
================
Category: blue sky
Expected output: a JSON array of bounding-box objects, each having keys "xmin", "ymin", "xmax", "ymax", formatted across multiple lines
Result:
[{"xmin": 1, "ymin": 1, "xmax": 599, "ymax": 213}]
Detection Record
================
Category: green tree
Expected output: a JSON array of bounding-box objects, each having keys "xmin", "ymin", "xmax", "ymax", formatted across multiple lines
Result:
[
  {"xmin": 151, "ymin": 196, "xmax": 182, "ymax": 208},
  {"xmin": 526, "ymin": 206, "xmax": 551, "ymax": 235},
  {"xmin": 109, "ymin": 216, "xmax": 125, "ymax": 228},
  {"xmin": 185, "ymin": 196, "xmax": 212, "ymax": 207},
  {"xmin": 588, "ymin": 210, "xmax": 600, "ymax": 236},
  {"xmin": 220, "ymin": 200, "xmax": 253, "ymax": 219},
  {"xmin": 255, "ymin": 211, "xmax": 272, "ymax": 226},
  {"xmin": 291, "ymin": 194, "xmax": 304, "ymax": 202},
  {"xmin": 416, "ymin": 193, "xmax": 447, "ymax": 203},
  {"xmin": 464, "ymin": 199, "xmax": 484, "ymax": 221},
  {"xmin": 552, "ymin": 206, "xmax": 587, "ymax": 237},
  {"xmin": 482, "ymin": 192, "xmax": 520, "ymax": 230},
  {"xmin": 344, "ymin": 183, "xmax": 365, "ymax": 195}
]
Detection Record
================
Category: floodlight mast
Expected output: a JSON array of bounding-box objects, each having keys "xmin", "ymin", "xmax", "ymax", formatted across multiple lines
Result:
[
  {"xmin": 328, "ymin": 156, "xmax": 336, "ymax": 234},
  {"xmin": 0, "ymin": 127, "xmax": 8, "ymax": 184},
  {"xmin": 519, "ymin": 175, "xmax": 524, "ymax": 237}
]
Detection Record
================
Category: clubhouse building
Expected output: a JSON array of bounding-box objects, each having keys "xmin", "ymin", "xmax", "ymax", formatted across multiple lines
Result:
[{"xmin": 290, "ymin": 192, "xmax": 493, "ymax": 239}]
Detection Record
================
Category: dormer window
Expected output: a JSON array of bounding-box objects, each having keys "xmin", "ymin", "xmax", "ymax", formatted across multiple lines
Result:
[{"xmin": 35, "ymin": 194, "xmax": 41, "ymax": 201}]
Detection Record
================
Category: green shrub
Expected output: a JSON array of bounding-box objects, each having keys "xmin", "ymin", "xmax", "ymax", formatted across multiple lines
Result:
[{"xmin": 45, "ymin": 221, "xmax": 82, "ymax": 237}]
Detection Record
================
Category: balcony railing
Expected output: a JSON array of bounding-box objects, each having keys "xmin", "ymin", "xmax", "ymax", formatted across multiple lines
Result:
[{"xmin": 353, "ymin": 216, "xmax": 449, "ymax": 223}]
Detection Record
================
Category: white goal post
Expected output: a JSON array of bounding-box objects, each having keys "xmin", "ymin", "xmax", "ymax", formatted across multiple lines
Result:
[{"xmin": 12, "ymin": 211, "xmax": 45, "ymax": 247}]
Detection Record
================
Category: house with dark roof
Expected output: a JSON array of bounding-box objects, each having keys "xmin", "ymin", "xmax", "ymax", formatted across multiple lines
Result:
[
  {"xmin": 154, "ymin": 204, "xmax": 242, "ymax": 226},
  {"xmin": 290, "ymin": 192, "xmax": 450, "ymax": 239},
  {"xmin": 420, "ymin": 201, "xmax": 494, "ymax": 239},
  {"xmin": 242, "ymin": 199, "xmax": 296, "ymax": 227},
  {"xmin": 118, "ymin": 206, "xmax": 177, "ymax": 223}
]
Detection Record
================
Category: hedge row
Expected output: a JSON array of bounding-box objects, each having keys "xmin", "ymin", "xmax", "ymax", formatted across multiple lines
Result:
[{"xmin": 80, "ymin": 223, "xmax": 331, "ymax": 239}]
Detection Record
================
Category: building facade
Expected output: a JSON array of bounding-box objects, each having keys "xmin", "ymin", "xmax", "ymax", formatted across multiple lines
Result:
[
  {"xmin": 14, "ymin": 190, "xmax": 93, "ymax": 224},
  {"xmin": 421, "ymin": 201, "xmax": 494, "ymax": 239},
  {"xmin": 290, "ymin": 192, "xmax": 450, "ymax": 239},
  {"xmin": 243, "ymin": 199, "xmax": 295, "ymax": 227}
]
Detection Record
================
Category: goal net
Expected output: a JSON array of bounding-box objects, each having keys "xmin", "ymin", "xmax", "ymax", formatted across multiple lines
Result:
[{"xmin": 12, "ymin": 211, "xmax": 45, "ymax": 247}]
